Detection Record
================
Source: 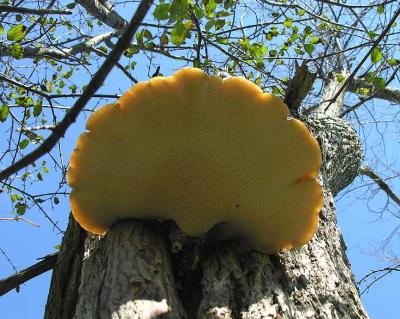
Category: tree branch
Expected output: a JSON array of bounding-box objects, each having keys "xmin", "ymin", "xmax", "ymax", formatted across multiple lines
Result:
[
  {"xmin": 315, "ymin": 0, "xmax": 398, "ymax": 9},
  {"xmin": 347, "ymin": 77, "xmax": 400, "ymax": 104},
  {"xmin": 0, "ymin": 5, "xmax": 72, "ymax": 15},
  {"xmin": 360, "ymin": 166, "xmax": 400, "ymax": 206},
  {"xmin": 75, "ymin": 0, "xmax": 128, "ymax": 30},
  {"xmin": 0, "ymin": 253, "xmax": 58, "ymax": 297},
  {"xmin": 0, "ymin": 31, "xmax": 118, "ymax": 61},
  {"xmin": 284, "ymin": 61, "xmax": 316, "ymax": 115},
  {"xmin": 0, "ymin": 0, "xmax": 154, "ymax": 182}
]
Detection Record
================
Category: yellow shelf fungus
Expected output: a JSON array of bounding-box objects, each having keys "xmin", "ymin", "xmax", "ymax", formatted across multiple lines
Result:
[{"xmin": 67, "ymin": 68, "xmax": 323, "ymax": 253}]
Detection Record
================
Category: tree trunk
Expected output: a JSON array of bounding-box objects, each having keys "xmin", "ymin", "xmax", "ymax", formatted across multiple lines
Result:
[{"xmin": 45, "ymin": 76, "xmax": 368, "ymax": 318}]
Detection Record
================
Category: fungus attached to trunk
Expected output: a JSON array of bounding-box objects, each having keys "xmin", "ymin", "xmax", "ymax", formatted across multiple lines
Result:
[{"xmin": 67, "ymin": 68, "xmax": 323, "ymax": 253}]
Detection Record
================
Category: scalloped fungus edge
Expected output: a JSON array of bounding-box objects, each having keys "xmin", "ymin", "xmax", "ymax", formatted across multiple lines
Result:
[{"xmin": 67, "ymin": 68, "xmax": 323, "ymax": 253}]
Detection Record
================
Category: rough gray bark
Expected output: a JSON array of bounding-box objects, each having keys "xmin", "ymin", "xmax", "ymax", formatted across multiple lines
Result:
[
  {"xmin": 44, "ymin": 215, "xmax": 86, "ymax": 319},
  {"xmin": 306, "ymin": 117, "xmax": 362, "ymax": 196},
  {"xmin": 45, "ymin": 72, "xmax": 367, "ymax": 318},
  {"xmin": 72, "ymin": 221, "xmax": 185, "ymax": 318}
]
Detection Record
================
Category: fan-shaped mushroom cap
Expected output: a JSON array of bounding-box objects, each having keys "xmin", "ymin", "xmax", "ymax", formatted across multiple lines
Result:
[{"xmin": 67, "ymin": 68, "xmax": 323, "ymax": 252}]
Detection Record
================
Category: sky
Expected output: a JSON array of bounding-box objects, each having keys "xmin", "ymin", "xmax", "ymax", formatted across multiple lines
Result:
[{"xmin": 1, "ymin": 3, "xmax": 400, "ymax": 319}]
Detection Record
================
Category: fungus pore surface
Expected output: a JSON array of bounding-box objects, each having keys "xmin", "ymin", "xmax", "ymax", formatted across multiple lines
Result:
[{"xmin": 67, "ymin": 68, "xmax": 323, "ymax": 253}]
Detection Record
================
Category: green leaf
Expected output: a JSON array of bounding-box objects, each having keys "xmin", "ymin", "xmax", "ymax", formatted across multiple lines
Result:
[
  {"xmin": 7, "ymin": 24, "xmax": 27, "ymax": 41},
  {"xmin": 9, "ymin": 42, "xmax": 24, "ymax": 59},
  {"xmin": 37, "ymin": 172, "xmax": 43, "ymax": 181},
  {"xmin": 0, "ymin": 104, "xmax": 9, "ymax": 122},
  {"xmin": 11, "ymin": 193, "xmax": 17, "ymax": 202},
  {"xmin": 370, "ymin": 47, "xmax": 382, "ymax": 64},
  {"xmin": 255, "ymin": 59, "xmax": 265, "ymax": 69},
  {"xmin": 365, "ymin": 72, "xmax": 375, "ymax": 83},
  {"xmin": 98, "ymin": 46, "xmax": 107, "ymax": 54},
  {"xmin": 15, "ymin": 96, "xmax": 33, "ymax": 107},
  {"xmin": 297, "ymin": 9, "xmax": 305, "ymax": 16},
  {"xmin": 136, "ymin": 29, "xmax": 152, "ymax": 45},
  {"xmin": 289, "ymin": 33, "xmax": 299, "ymax": 43},
  {"xmin": 303, "ymin": 26, "xmax": 312, "ymax": 35},
  {"xmin": 153, "ymin": 3, "xmax": 170, "ymax": 20},
  {"xmin": 216, "ymin": 36, "xmax": 228, "ymax": 44},
  {"xmin": 66, "ymin": 2, "xmax": 76, "ymax": 9},
  {"xmin": 304, "ymin": 43, "xmax": 315, "ymax": 54},
  {"xmin": 42, "ymin": 166, "xmax": 49, "ymax": 173},
  {"xmin": 265, "ymin": 31, "xmax": 274, "ymax": 41},
  {"xmin": 15, "ymin": 202, "xmax": 27, "ymax": 216},
  {"xmin": 69, "ymin": 84, "xmax": 77, "ymax": 93},
  {"xmin": 250, "ymin": 43, "xmax": 267, "ymax": 58},
  {"xmin": 283, "ymin": 18, "xmax": 292, "ymax": 28},
  {"xmin": 171, "ymin": 20, "xmax": 189, "ymax": 46},
  {"xmin": 170, "ymin": 0, "xmax": 189, "ymax": 21},
  {"xmin": 388, "ymin": 58, "xmax": 400, "ymax": 66},
  {"xmin": 19, "ymin": 139, "xmax": 29, "ymax": 149},
  {"xmin": 205, "ymin": 0, "xmax": 217, "ymax": 18},
  {"xmin": 372, "ymin": 77, "xmax": 385, "ymax": 89},
  {"xmin": 309, "ymin": 37, "xmax": 321, "ymax": 44},
  {"xmin": 0, "ymin": 24, "xmax": 3, "ymax": 35},
  {"xmin": 33, "ymin": 99, "xmax": 42, "ymax": 117},
  {"xmin": 272, "ymin": 85, "xmax": 284, "ymax": 95},
  {"xmin": 205, "ymin": 20, "xmax": 215, "ymax": 32},
  {"xmin": 160, "ymin": 32, "xmax": 169, "ymax": 46},
  {"xmin": 215, "ymin": 19, "xmax": 225, "ymax": 30},
  {"xmin": 377, "ymin": 4, "xmax": 384, "ymax": 14},
  {"xmin": 294, "ymin": 48, "xmax": 304, "ymax": 55},
  {"xmin": 336, "ymin": 73, "xmax": 345, "ymax": 83},
  {"xmin": 269, "ymin": 49, "xmax": 277, "ymax": 57}
]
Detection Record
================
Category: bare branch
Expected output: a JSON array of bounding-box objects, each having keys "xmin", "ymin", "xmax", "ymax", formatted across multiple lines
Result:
[
  {"xmin": 0, "ymin": 0, "xmax": 154, "ymax": 182},
  {"xmin": 0, "ymin": 216, "xmax": 40, "ymax": 227},
  {"xmin": 0, "ymin": 5, "xmax": 72, "ymax": 15},
  {"xmin": 360, "ymin": 166, "xmax": 400, "ymax": 206},
  {"xmin": 315, "ymin": 0, "xmax": 398, "ymax": 9},
  {"xmin": 358, "ymin": 263, "xmax": 400, "ymax": 295},
  {"xmin": 0, "ymin": 253, "xmax": 58, "ymax": 297}
]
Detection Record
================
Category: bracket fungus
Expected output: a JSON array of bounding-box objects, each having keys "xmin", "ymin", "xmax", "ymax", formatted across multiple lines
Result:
[{"xmin": 67, "ymin": 68, "xmax": 323, "ymax": 253}]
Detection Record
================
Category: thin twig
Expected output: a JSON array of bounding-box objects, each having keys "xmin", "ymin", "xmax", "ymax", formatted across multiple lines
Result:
[
  {"xmin": 0, "ymin": 217, "xmax": 40, "ymax": 227},
  {"xmin": 360, "ymin": 166, "xmax": 400, "ymax": 206},
  {"xmin": 0, "ymin": 5, "xmax": 72, "ymax": 15},
  {"xmin": 358, "ymin": 263, "xmax": 400, "ymax": 295}
]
